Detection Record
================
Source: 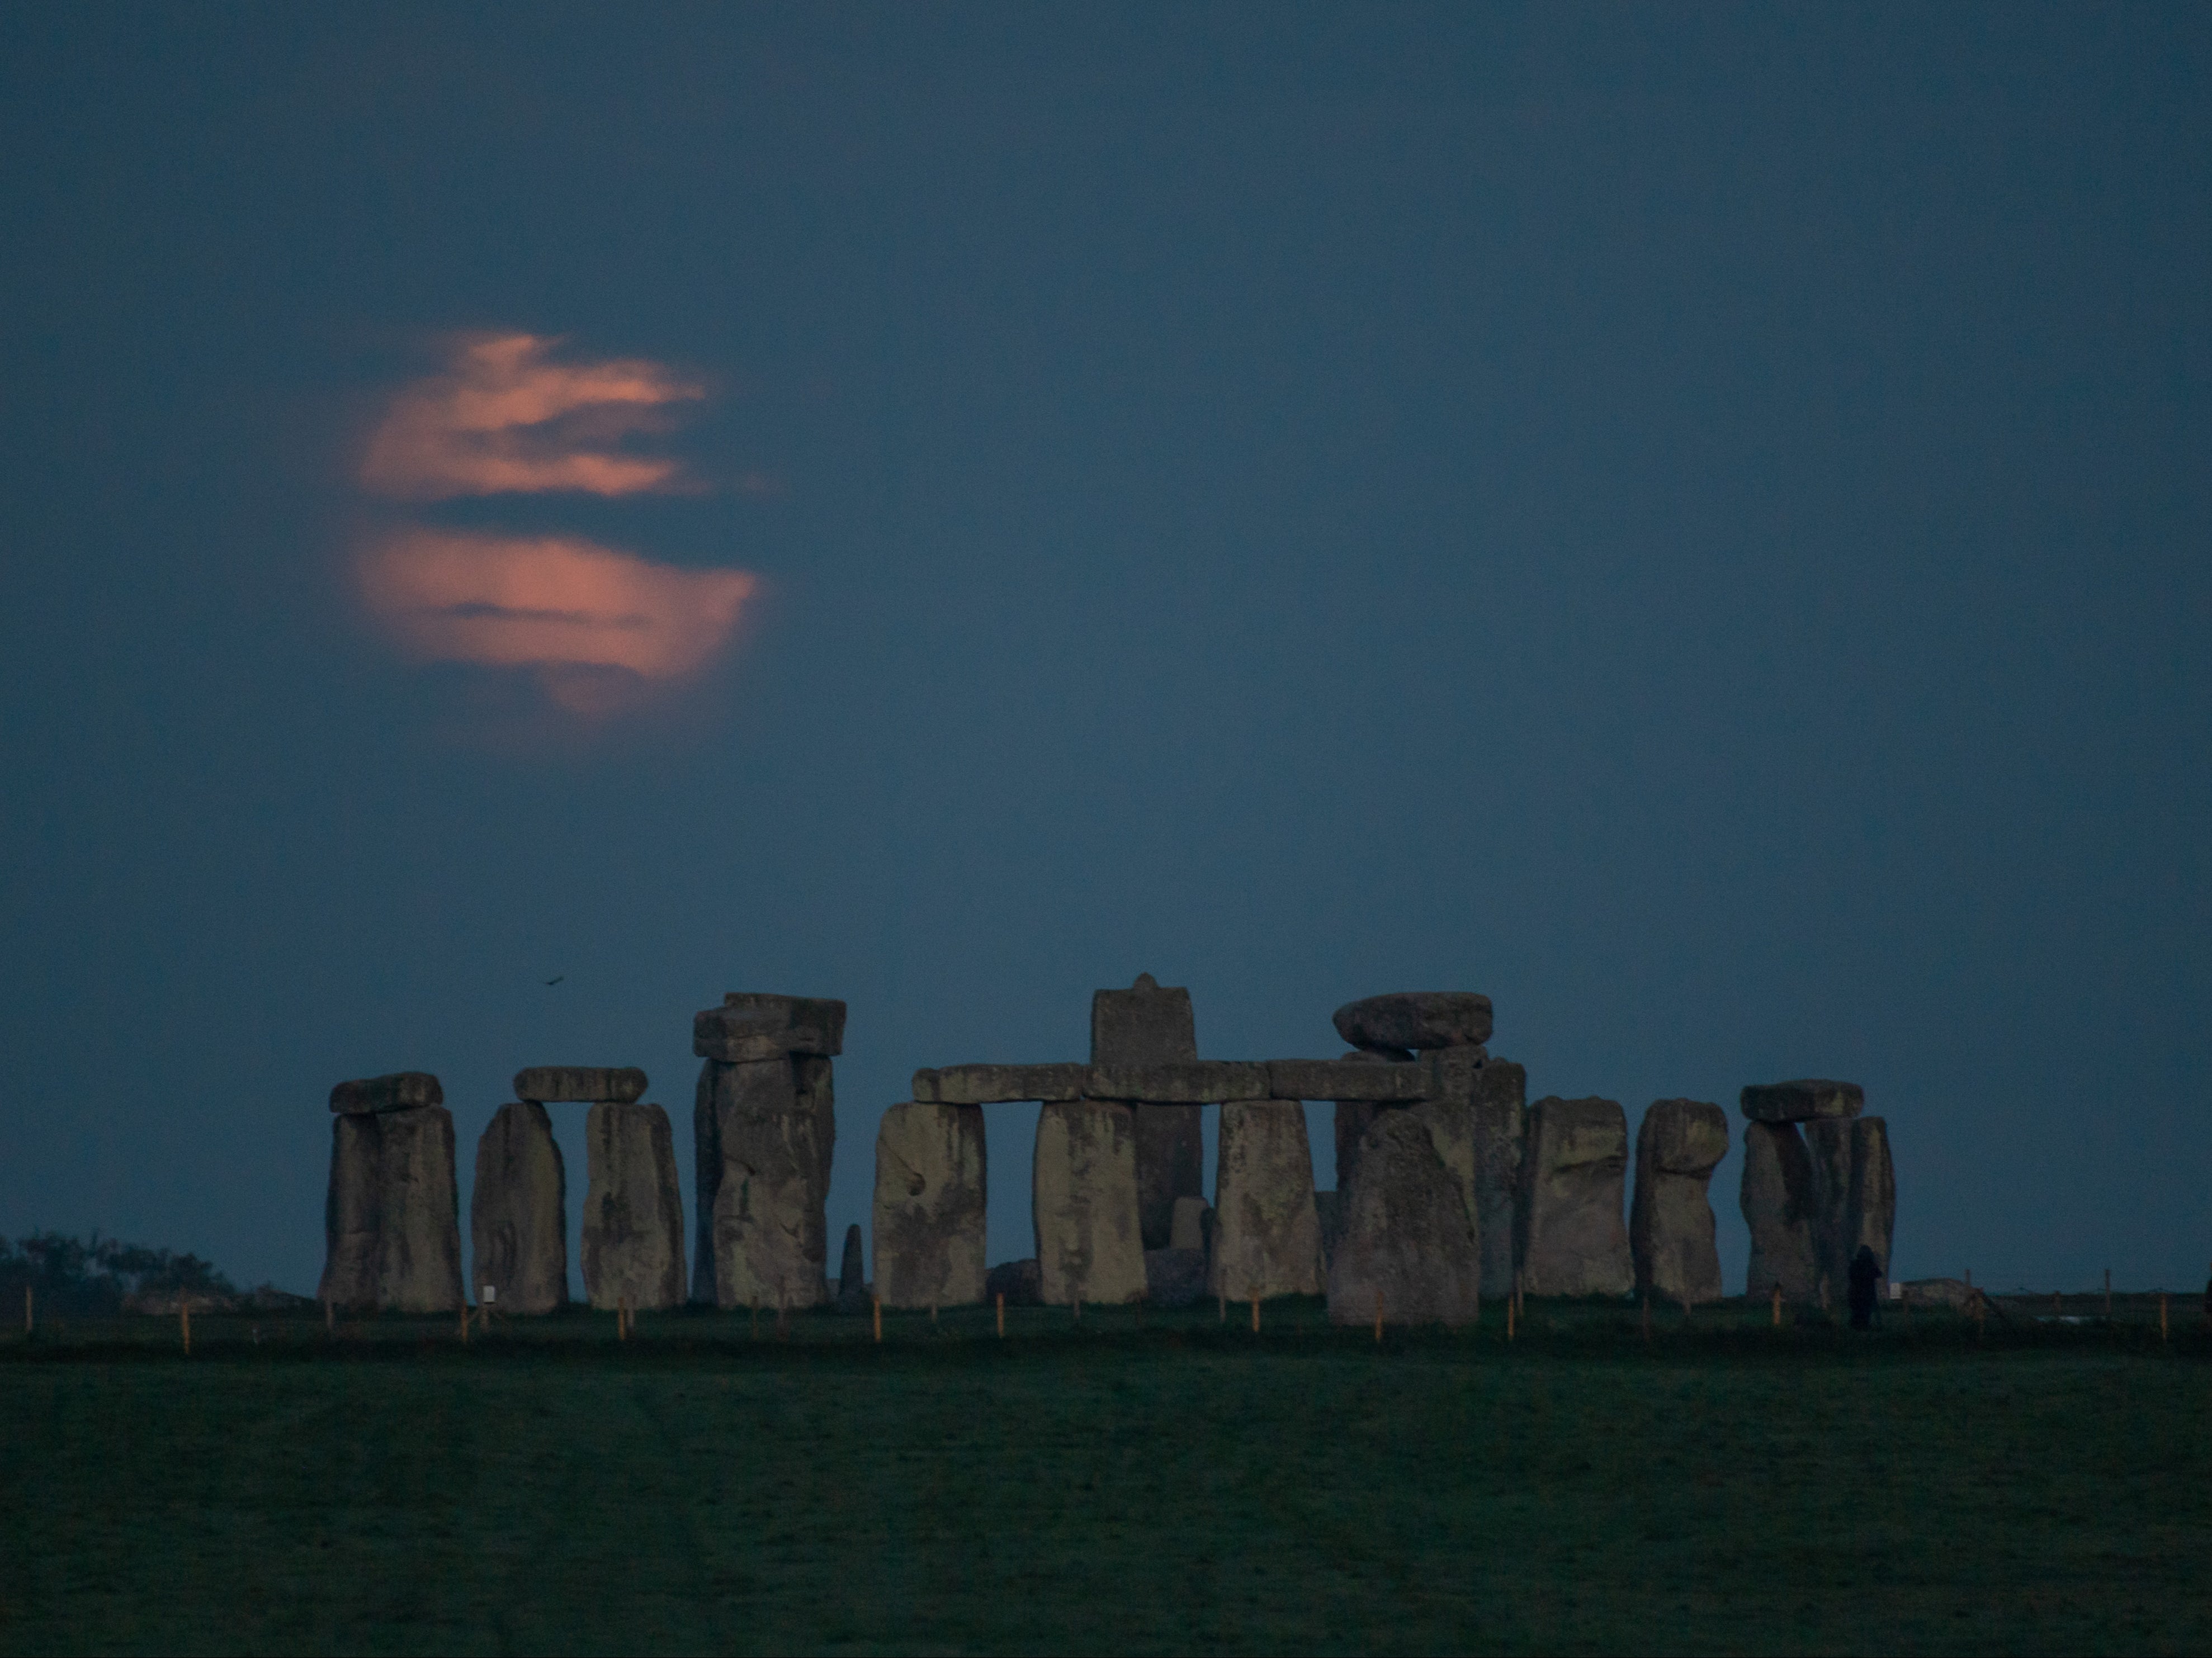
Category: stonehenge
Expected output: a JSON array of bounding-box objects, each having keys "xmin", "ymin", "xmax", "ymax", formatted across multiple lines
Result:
[
  {"xmin": 320, "ymin": 1073, "xmax": 465, "ymax": 1313},
  {"xmin": 1737, "ymin": 1079, "xmax": 1891, "ymax": 1302},
  {"xmin": 580, "ymin": 1100, "xmax": 686, "ymax": 1311},
  {"xmin": 470, "ymin": 1100, "xmax": 568, "ymax": 1313},
  {"xmin": 871, "ymin": 1101, "xmax": 987, "ymax": 1309},
  {"xmin": 1629, "ymin": 1098, "xmax": 1728, "ymax": 1306},
  {"xmin": 693, "ymin": 993, "xmax": 842, "ymax": 1310},
  {"xmin": 1519, "ymin": 1096, "xmax": 1634, "ymax": 1297},
  {"xmin": 315, "ymin": 984, "xmax": 1906, "ymax": 1329}
]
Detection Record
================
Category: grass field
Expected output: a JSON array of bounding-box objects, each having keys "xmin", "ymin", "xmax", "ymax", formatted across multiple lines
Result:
[{"xmin": 2, "ymin": 1297, "xmax": 2207, "ymax": 1655}]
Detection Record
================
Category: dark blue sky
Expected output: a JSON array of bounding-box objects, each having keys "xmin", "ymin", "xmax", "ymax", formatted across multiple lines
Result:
[{"xmin": 3, "ymin": 6, "xmax": 2205, "ymax": 1296}]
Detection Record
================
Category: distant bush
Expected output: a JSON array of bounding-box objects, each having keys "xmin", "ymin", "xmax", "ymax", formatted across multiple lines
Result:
[{"xmin": 0, "ymin": 1231, "xmax": 238, "ymax": 1318}]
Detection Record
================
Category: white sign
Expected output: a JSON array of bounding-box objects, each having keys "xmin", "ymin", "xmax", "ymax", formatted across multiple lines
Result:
[
  {"xmin": 1889, "ymin": 1282, "xmax": 1903, "ymax": 1300},
  {"xmin": 481, "ymin": 1285, "xmax": 497, "ymax": 1305}
]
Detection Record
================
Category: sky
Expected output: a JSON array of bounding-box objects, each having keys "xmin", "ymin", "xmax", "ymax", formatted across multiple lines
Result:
[{"xmin": 2, "ymin": 4, "xmax": 2206, "ymax": 1299}]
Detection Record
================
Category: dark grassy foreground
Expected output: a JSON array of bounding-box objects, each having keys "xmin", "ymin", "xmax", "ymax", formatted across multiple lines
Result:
[{"xmin": 2, "ymin": 1298, "xmax": 2208, "ymax": 1656}]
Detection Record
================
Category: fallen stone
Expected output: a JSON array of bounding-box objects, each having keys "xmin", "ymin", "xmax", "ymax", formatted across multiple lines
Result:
[
  {"xmin": 1326, "ymin": 1112, "xmax": 1480, "ymax": 1324},
  {"xmin": 836, "ymin": 1223, "xmax": 868, "ymax": 1313},
  {"xmin": 1032, "ymin": 1100, "xmax": 1147, "ymax": 1305},
  {"xmin": 986, "ymin": 1257, "xmax": 1041, "ymax": 1306},
  {"xmin": 692, "ymin": 993, "xmax": 847, "ymax": 1062},
  {"xmin": 1518, "ymin": 1096, "xmax": 1633, "ymax": 1298},
  {"xmin": 1266, "ymin": 1057, "xmax": 1436, "ymax": 1103},
  {"xmin": 319, "ymin": 1103, "xmax": 465, "ymax": 1313},
  {"xmin": 1209, "ymin": 1100, "xmax": 1325, "ymax": 1301},
  {"xmin": 1740, "ymin": 1119, "xmax": 1819, "ymax": 1301},
  {"xmin": 691, "ymin": 1053, "xmax": 835, "ymax": 1311},
  {"xmin": 1629, "ymin": 1098, "xmax": 1728, "ymax": 1305},
  {"xmin": 580, "ymin": 1101, "xmax": 686, "ymax": 1311},
  {"xmin": 1740, "ymin": 1079, "xmax": 1864, "ymax": 1124},
  {"xmin": 872, "ymin": 1101, "xmax": 987, "ymax": 1309},
  {"xmin": 1806, "ymin": 1114, "xmax": 1896, "ymax": 1298},
  {"xmin": 1083, "ymin": 1061, "xmax": 1270, "ymax": 1102},
  {"xmin": 513, "ymin": 1065, "xmax": 647, "ymax": 1105},
  {"xmin": 913, "ymin": 1063, "xmax": 1087, "ymax": 1105},
  {"xmin": 1901, "ymin": 1277, "xmax": 1974, "ymax": 1310},
  {"xmin": 1468, "ymin": 1058, "xmax": 1526, "ymax": 1300},
  {"xmin": 329, "ymin": 1072, "xmax": 443, "ymax": 1114},
  {"xmin": 1333, "ymin": 992, "xmax": 1493, "ymax": 1054},
  {"xmin": 469, "ymin": 1101, "xmax": 568, "ymax": 1314},
  {"xmin": 1145, "ymin": 1248, "xmax": 1209, "ymax": 1308},
  {"xmin": 1168, "ymin": 1196, "xmax": 1212, "ymax": 1253}
]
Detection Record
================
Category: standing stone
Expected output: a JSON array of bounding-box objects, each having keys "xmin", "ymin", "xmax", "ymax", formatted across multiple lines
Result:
[
  {"xmin": 1092, "ymin": 974, "xmax": 1203, "ymax": 1250},
  {"xmin": 1032, "ymin": 1099, "xmax": 1147, "ymax": 1306},
  {"xmin": 1208, "ymin": 1100, "xmax": 1324, "ymax": 1301},
  {"xmin": 1333, "ymin": 991, "xmax": 1493, "ymax": 1053},
  {"xmin": 1518, "ymin": 1097, "xmax": 1633, "ymax": 1298},
  {"xmin": 580, "ymin": 1101, "xmax": 686, "ymax": 1311},
  {"xmin": 1469, "ymin": 1059, "xmax": 1526, "ymax": 1299},
  {"xmin": 1629, "ymin": 1099, "xmax": 1728, "ymax": 1306},
  {"xmin": 1740, "ymin": 1119, "xmax": 1819, "ymax": 1301},
  {"xmin": 873, "ymin": 1101, "xmax": 987, "ymax": 1309},
  {"xmin": 1805, "ymin": 1115, "xmax": 1896, "ymax": 1299},
  {"xmin": 1331, "ymin": 1050, "xmax": 1394, "ymax": 1197},
  {"xmin": 692, "ymin": 1051, "xmax": 835, "ymax": 1311},
  {"xmin": 1168, "ymin": 1196, "xmax": 1212, "ymax": 1253},
  {"xmin": 837, "ymin": 1224, "xmax": 868, "ymax": 1313},
  {"xmin": 319, "ymin": 1102, "xmax": 465, "ymax": 1313},
  {"xmin": 470, "ymin": 1101, "xmax": 568, "ymax": 1314},
  {"xmin": 1409, "ymin": 1049, "xmax": 1481, "ymax": 1245},
  {"xmin": 1326, "ymin": 1112, "xmax": 1480, "ymax": 1325}
]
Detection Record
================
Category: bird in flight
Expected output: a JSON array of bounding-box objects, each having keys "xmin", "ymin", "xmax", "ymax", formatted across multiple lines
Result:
[{"xmin": 543, "ymin": 975, "xmax": 565, "ymax": 987}]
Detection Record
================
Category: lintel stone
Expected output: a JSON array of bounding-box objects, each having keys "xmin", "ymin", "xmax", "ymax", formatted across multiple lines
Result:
[
  {"xmin": 513, "ymin": 1065, "xmax": 646, "ymax": 1105},
  {"xmin": 329, "ymin": 1072, "xmax": 443, "ymax": 1114}
]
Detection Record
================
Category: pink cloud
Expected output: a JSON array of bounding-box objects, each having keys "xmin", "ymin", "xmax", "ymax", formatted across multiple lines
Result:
[
  {"xmin": 358, "ymin": 529, "xmax": 757, "ymax": 710},
  {"xmin": 358, "ymin": 333, "xmax": 706, "ymax": 500}
]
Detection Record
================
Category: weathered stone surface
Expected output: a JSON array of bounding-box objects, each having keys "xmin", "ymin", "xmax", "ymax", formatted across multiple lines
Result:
[
  {"xmin": 580, "ymin": 1101, "xmax": 685, "ymax": 1311},
  {"xmin": 1740, "ymin": 1119, "xmax": 1819, "ymax": 1301},
  {"xmin": 836, "ymin": 1223, "xmax": 868, "ymax": 1313},
  {"xmin": 1326, "ymin": 1112, "xmax": 1480, "ymax": 1325},
  {"xmin": 1629, "ymin": 1098, "xmax": 1728, "ymax": 1306},
  {"xmin": 872, "ymin": 1101, "xmax": 987, "ymax": 1309},
  {"xmin": 1331, "ymin": 1051, "xmax": 1395, "ymax": 1197},
  {"xmin": 913, "ymin": 1063, "xmax": 1087, "ymax": 1105},
  {"xmin": 1145, "ymin": 1248, "xmax": 1209, "ymax": 1308},
  {"xmin": 1208, "ymin": 1100, "xmax": 1324, "ymax": 1301},
  {"xmin": 1032, "ymin": 1100, "xmax": 1147, "ymax": 1306},
  {"xmin": 329, "ymin": 1072, "xmax": 442, "ymax": 1114},
  {"xmin": 1407, "ymin": 1048, "xmax": 1488, "ymax": 1266},
  {"xmin": 1266, "ymin": 1058, "xmax": 1436, "ymax": 1103},
  {"xmin": 1091, "ymin": 975, "xmax": 1207, "ymax": 1250},
  {"xmin": 1169, "ymin": 1196, "xmax": 1212, "ymax": 1253},
  {"xmin": 692, "ymin": 993, "xmax": 847, "ymax": 1062},
  {"xmin": 513, "ymin": 1065, "xmax": 646, "ymax": 1105},
  {"xmin": 1468, "ymin": 1058, "xmax": 1526, "ymax": 1299},
  {"xmin": 1083, "ymin": 1061, "xmax": 1269, "ymax": 1102},
  {"xmin": 469, "ymin": 1101, "xmax": 567, "ymax": 1314},
  {"xmin": 1740, "ymin": 1079, "xmax": 1864, "ymax": 1124},
  {"xmin": 1091, "ymin": 973, "xmax": 1198, "ymax": 1065},
  {"xmin": 1333, "ymin": 992, "xmax": 1493, "ymax": 1054},
  {"xmin": 319, "ymin": 1104, "xmax": 465, "ymax": 1313},
  {"xmin": 1135, "ymin": 1105, "xmax": 1203, "ymax": 1250},
  {"xmin": 691, "ymin": 1054, "xmax": 835, "ymax": 1310},
  {"xmin": 986, "ymin": 1257, "xmax": 1041, "ymax": 1305},
  {"xmin": 1518, "ymin": 1097, "xmax": 1632, "ymax": 1298},
  {"xmin": 1806, "ymin": 1115, "xmax": 1895, "ymax": 1297},
  {"xmin": 1314, "ymin": 1190, "xmax": 1343, "ymax": 1269}
]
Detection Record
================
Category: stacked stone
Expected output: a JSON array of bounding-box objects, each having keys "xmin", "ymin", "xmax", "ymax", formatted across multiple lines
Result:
[
  {"xmin": 1739, "ymin": 1081, "xmax": 1894, "ymax": 1302},
  {"xmin": 1628, "ymin": 1099, "xmax": 1728, "ymax": 1306},
  {"xmin": 320, "ymin": 1072, "xmax": 465, "ymax": 1313},
  {"xmin": 872, "ymin": 1098, "xmax": 986, "ymax": 1309},
  {"xmin": 540, "ymin": 1068, "xmax": 688, "ymax": 1314},
  {"xmin": 1518, "ymin": 1097, "xmax": 1634, "ymax": 1297},
  {"xmin": 1324, "ymin": 993, "xmax": 1492, "ymax": 1325},
  {"xmin": 692, "ymin": 993, "xmax": 844, "ymax": 1311}
]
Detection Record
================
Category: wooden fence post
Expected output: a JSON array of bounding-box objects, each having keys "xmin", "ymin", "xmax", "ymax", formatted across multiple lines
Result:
[
  {"xmin": 1506, "ymin": 1295, "xmax": 1515, "ymax": 1343},
  {"xmin": 180, "ymin": 1300, "xmax": 191, "ymax": 1356},
  {"xmin": 1373, "ymin": 1294, "xmax": 1383, "ymax": 1346},
  {"xmin": 995, "ymin": 1292, "xmax": 1005, "ymax": 1339},
  {"xmin": 873, "ymin": 1297, "xmax": 882, "ymax": 1343},
  {"xmin": 2159, "ymin": 1294, "xmax": 2168, "ymax": 1341},
  {"xmin": 1250, "ymin": 1296, "xmax": 1260, "ymax": 1335}
]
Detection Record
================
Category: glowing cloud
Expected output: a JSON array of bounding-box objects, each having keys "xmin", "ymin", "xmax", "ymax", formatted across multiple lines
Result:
[
  {"xmin": 359, "ymin": 529, "xmax": 757, "ymax": 710},
  {"xmin": 359, "ymin": 333, "xmax": 706, "ymax": 500}
]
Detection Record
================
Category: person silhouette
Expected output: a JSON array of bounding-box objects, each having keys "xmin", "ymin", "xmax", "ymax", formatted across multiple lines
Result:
[{"xmin": 1847, "ymin": 1245, "xmax": 1883, "ymax": 1329}]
